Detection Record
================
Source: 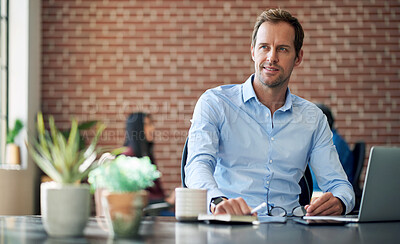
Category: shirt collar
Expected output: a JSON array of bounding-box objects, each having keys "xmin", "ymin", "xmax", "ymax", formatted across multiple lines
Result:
[
  {"xmin": 280, "ymin": 88, "xmax": 293, "ymax": 112},
  {"xmin": 242, "ymin": 74, "xmax": 293, "ymax": 112},
  {"xmin": 242, "ymin": 74, "xmax": 256, "ymax": 103}
]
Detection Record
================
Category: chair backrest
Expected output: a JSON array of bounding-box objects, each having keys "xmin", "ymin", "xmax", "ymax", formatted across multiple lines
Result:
[
  {"xmin": 180, "ymin": 137, "xmax": 313, "ymax": 205},
  {"xmin": 299, "ymin": 165, "xmax": 313, "ymax": 206},
  {"xmin": 181, "ymin": 137, "xmax": 189, "ymax": 188},
  {"xmin": 352, "ymin": 141, "xmax": 366, "ymax": 190},
  {"xmin": 351, "ymin": 141, "xmax": 366, "ymax": 211}
]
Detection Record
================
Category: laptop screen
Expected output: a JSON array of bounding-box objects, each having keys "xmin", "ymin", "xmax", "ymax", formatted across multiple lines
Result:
[{"xmin": 358, "ymin": 147, "xmax": 400, "ymax": 222}]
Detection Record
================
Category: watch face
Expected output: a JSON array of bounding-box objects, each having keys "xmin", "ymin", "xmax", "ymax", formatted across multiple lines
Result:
[{"xmin": 212, "ymin": 197, "xmax": 225, "ymax": 205}]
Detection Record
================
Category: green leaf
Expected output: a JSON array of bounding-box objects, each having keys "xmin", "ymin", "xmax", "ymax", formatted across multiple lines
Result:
[
  {"xmin": 25, "ymin": 139, "xmax": 63, "ymax": 183},
  {"xmin": 82, "ymin": 122, "xmax": 106, "ymax": 159},
  {"xmin": 36, "ymin": 113, "xmax": 51, "ymax": 158},
  {"xmin": 49, "ymin": 135, "xmax": 68, "ymax": 180},
  {"xmin": 67, "ymin": 119, "xmax": 78, "ymax": 143},
  {"xmin": 6, "ymin": 119, "xmax": 23, "ymax": 143},
  {"xmin": 78, "ymin": 120, "xmax": 98, "ymax": 130},
  {"xmin": 49, "ymin": 116, "xmax": 59, "ymax": 149}
]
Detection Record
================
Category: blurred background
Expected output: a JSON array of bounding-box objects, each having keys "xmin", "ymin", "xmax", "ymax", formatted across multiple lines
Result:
[{"xmin": 1, "ymin": 0, "xmax": 399, "ymax": 214}]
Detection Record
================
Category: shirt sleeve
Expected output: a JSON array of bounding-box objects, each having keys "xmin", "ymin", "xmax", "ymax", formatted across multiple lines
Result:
[
  {"xmin": 184, "ymin": 91, "xmax": 226, "ymax": 212},
  {"xmin": 308, "ymin": 111, "xmax": 356, "ymax": 214}
]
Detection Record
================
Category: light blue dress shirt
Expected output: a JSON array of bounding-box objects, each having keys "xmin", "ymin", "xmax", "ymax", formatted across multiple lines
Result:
[{"xmin": 185, "ymin": 75, "xmax": 355, "ymax": 215}]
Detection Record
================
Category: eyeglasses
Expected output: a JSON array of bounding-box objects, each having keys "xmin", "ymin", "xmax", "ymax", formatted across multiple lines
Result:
[
  {"xmin": 262, "ymin": 180, "xmax": 307, "ymax": 217},
  {"xmin": 267, "ymin": 205, "xmax": 306, "ymax": 217}
]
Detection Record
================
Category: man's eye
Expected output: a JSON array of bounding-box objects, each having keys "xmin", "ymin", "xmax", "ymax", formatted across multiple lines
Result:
[{"xmin": 278, "ymin": 47, "xmax": 287, "ymax": 52}]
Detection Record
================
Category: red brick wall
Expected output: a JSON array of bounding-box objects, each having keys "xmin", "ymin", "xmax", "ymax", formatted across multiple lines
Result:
[{"xmin": 42, "ymin": 0, "xmax": 400, "ymax": 192}]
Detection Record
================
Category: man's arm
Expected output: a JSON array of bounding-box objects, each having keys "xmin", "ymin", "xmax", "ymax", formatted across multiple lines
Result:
[
  {"xmin": 308, "ymin": 108, "xmax": 355, "ymax": 215},
  {"xmin": 185, "ymin": 92, "xmax": 255, "ymax": 215},
  {"xmin": 185, "ymin": 92, "xmax": 231, "ymax": 212}
]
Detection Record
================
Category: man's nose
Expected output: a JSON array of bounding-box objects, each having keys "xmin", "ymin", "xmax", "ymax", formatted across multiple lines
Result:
[{"xmin": 267, "ymin": 50, "xmax": 278, "ymax": 64}]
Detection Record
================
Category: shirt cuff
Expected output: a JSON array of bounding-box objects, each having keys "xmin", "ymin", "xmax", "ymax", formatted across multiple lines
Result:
[
  {"xmin": 335, "ymin": 195, "xmax": 351, "ymax": 214},
  {"xmin": 337, "ymin": 197, "xmax": 346, "ymax": 215}
]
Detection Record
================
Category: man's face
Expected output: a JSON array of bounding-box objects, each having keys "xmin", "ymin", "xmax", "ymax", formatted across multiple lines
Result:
[{"xmin": 251, "ymin": 21, "xmax": 303, "ymax": 89}]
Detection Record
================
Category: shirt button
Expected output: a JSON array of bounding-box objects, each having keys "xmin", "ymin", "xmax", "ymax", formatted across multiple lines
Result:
[
  {"xmin": 266, "ymin": 181, "xmax": 270, "ymax": 184},
  {"xmin": 269, "ymin": 160, "xmax": 273, "ymax": 164},
  {"xmin": 271, "ymin": 137, "xmax": 275, "ymax": 141}
]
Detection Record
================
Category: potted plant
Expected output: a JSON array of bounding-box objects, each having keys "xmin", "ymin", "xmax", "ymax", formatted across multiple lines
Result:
[
  {"xmin": 88, "ymin": 155, "xmax": 161, "ymax": 238},
  {"xmin": 25, "ymin": 112, "xmax": 106, "ymax": 237},
  {"xmin": 6, "ymin": 119, "xmax": 23, "ymax": 165}
]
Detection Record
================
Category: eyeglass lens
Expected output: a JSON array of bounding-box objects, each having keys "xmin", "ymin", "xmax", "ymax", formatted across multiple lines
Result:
[
  {"xmin": 292, "ymin": 206, "xmax": 306, "ymax": 217},
  {"xmin": 269, "ymin": 207, "xmax": 287, "ymax": 217}
]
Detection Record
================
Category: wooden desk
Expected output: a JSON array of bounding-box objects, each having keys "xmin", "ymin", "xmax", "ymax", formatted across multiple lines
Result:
[{"xmin": 1, "ymin": 215, "xmax": 400, "ymax": 243}]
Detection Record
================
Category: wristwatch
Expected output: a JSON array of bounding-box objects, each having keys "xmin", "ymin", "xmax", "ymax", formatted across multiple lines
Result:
[{"xmin": 210, "ymin": 196, "xmax": 227, "ymax": 213}]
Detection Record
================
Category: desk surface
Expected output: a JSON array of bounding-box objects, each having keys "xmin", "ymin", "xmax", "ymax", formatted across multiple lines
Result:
[{"xmin": 1, "ymin": 215, "xmax": 400, "ymax": 244}]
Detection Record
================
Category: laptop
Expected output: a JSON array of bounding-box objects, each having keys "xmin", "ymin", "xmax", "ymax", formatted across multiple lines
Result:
[{"xmin": 303, "ymin": 146, "xmax": 400, "ymax": 223}]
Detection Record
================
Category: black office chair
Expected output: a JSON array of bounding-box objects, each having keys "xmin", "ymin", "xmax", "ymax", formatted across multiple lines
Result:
[
  {"xmin": 298, "ymin": 166, "xmax": 313, "ymax": 206},
  {"xmin": 351, "ymin": 141, "xmax": 366, "ymax": 211},
  {"xmin": 181, "ymin": 137, "xmax": 189, "ymax": 188},
  {"xmin": 180, "ymin": 137, "xmax": 313, "ymax": 205}
]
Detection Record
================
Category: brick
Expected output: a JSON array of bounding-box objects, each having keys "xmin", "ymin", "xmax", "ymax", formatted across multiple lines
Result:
[{"xmin": 41, "ymin": 0, "xmax": 400, "ymax": 193}]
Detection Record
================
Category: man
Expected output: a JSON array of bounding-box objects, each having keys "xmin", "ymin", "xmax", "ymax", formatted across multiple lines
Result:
[{"xmin": 185, "ymin": 9, "xmax": 355, "ymax": 216}]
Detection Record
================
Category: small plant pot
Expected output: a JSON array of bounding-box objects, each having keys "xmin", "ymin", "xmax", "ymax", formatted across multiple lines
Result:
[
  {"xmin": 102, "ymin": 190, "xmax": 148, "ymax": 238},
  {"xmin": 5, "ymin": 144, "xmax": 20, "ymax": 165},
  {"xmin": 41, "ymin": 182, "xmax": 90, "ymax": 237}
]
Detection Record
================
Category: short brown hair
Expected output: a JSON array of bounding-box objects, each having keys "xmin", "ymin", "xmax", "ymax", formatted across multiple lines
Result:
[{"xmin": 251, "ymin": 9, "xmax": 304, "ymax": 57}]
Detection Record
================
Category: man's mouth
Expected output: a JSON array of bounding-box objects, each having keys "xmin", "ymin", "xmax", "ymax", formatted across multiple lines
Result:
[{"xmin": 263, "ymin": 66, "xmax": 279, "ymax": 71}]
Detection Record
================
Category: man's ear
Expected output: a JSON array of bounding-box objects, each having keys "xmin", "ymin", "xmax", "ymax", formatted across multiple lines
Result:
[
  {"xmin": 294, "ymin": 49, "xmax": 303, "ymax": 67},
  {"xmin": 251, "ymin": 45, "xmax": 255, "ymax": 61}
]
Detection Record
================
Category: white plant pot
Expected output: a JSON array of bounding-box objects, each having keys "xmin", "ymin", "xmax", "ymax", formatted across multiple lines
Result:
[{"xmin": 41, "ymin": 182, "xmax": 90, "ymax": 237}]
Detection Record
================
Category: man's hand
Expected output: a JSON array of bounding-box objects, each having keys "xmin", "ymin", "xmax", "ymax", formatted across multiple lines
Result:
[
  {"xmin": 212, "ymin": 197, "xmax": 253, "ymax": 216},
  {"xmin": 304, "ymin": 192, "xmax": 344, "ymax": 216}
]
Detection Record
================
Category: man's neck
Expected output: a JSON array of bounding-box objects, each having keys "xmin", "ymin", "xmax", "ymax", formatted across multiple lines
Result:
[{"xmin": 253, "ymin": 81, "xmax": 288, "ymax": 115}]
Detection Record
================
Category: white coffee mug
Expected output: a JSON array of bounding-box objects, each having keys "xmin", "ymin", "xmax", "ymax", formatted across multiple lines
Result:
[{"xmin": 175, "ymin": 188, "xmax": 207, "ymax": 221}]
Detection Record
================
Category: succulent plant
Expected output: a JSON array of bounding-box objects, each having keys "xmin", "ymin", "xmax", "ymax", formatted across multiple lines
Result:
[
  {"xmin": 26, "ymin": 112, "xmax": 106, "ymax": 184},
  {"xmin": 6, "ymin": 119, "xmax": 23, "ymax": 144},
  {"xmin": 88, "ymin": 155, "xmax": 161, "ymax": 193}
]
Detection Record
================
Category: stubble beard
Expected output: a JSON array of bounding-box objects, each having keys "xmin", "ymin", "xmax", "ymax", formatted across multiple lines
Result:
[{"xmin": 255, "ymin": 64, "xmax": 290, "ymax": 89}]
